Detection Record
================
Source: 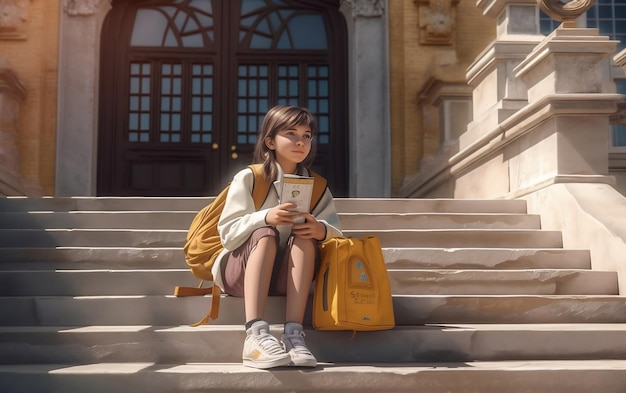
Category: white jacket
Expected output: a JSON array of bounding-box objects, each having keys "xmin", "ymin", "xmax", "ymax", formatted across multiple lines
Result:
[{"xmin": 211, "ymin": 164, "xmax": 343, "ymax": 290}]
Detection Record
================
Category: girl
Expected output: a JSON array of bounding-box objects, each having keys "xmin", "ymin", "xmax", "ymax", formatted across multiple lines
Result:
[{"xmin": 211, "ymin": 105, "xmax": 343, "ymax": 369}]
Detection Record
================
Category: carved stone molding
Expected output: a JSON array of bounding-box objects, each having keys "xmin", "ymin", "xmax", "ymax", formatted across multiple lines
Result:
[
  {"xmin": 537, "ymin": 0, "xmax": 594, "ymax": 24},
  {"xmin": 415, "ymin": 0, "xmax": 460, "ymax": 45},
  {"xmin": 0, "ymin": 0, "xmax": 29, "ymax": 40},
  {"xmin": 342, "ymin": 0, "xmax": 384, "ymax": 18},
  {"xmin": 64, "ymin": 0, "xmax": 106, "ymax": 16}
]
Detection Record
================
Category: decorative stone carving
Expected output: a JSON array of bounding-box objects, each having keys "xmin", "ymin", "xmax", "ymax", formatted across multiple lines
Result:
[
  {"xmin": 537, "ymin": 0, "xmax": 594, "ymax": 24},
  {"xmin": 415, "ymin": 0, "xmax": 460, "ymax": 45},
  {"xmin": 64, "ymin": 0, "xmax": 105, "ymax": 16},
  {"xmin": 343, "ymin": 0, "xmax": 384, "ymax": 18},
  {"xmin": 0, "ymin": 0, "xmax": 28, "ymax": 31}
]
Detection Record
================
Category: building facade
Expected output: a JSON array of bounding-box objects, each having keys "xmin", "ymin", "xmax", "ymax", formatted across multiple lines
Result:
[{"xmin": 0, "ymin": 0, "xmax": 624, "ymax": 198}]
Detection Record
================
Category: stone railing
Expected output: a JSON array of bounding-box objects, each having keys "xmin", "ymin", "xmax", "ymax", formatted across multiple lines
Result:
[{"xmin": 403, "ymin": 0, "xmax": 626, "ymax": 292}]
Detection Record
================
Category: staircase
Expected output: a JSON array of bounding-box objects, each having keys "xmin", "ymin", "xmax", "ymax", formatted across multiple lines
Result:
[{"xmin": 1, "ymin": 196, "xmax": 626, "ymax": 392}]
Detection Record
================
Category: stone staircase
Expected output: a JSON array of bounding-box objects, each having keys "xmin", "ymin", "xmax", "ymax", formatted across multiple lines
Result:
[{"xmin": 1, "ymin": 196, "xmax": 626, "ymax": 392}]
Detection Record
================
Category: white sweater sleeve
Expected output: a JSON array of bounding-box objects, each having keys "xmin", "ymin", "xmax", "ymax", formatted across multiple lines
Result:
[
  {"xmin": 311, "ymin": 187, "xmax": 343, "ymax": 241},
  {"xmin": 217, "ymin": 168, "xmax": 271, "ymax": 251}
]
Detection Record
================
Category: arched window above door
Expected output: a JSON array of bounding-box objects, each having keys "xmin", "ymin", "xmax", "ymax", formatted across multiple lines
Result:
[
  {"xmin": 130, "ymin": 1, "xmax": 215, "ymax": 48},
  {"xmin": 239, "ymin": 1, "xmax": 328, "ymax": 49}
]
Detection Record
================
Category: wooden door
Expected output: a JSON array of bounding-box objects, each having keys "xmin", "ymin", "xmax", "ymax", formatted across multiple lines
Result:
[{"xmin": 98, "ymin": 0, "xmax": 348, "ymax": 196}]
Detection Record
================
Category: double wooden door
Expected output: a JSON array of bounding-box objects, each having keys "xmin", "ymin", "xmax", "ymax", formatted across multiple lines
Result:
[{"xmin": 98, "ymin": 0, "xmax": 348, "ymax": 196}]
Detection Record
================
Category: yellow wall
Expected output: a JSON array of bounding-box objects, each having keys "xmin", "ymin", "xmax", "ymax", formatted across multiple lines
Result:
[
  {"xmin": 0, "ymin": 0, "xmax": 60, "ymax": 195},
  {"xmin": 388, "ymin": 0, "xmax": 495, "ymax": 195}
]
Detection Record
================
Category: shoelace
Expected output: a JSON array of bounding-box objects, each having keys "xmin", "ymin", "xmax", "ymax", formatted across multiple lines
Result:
[
  {"xmin": 256, "ymin": 332, "xmax": 286, "ymax": 355},
  {"xmin": 285, "ymin": 331, "xmax": 312, "ymax": 355}
]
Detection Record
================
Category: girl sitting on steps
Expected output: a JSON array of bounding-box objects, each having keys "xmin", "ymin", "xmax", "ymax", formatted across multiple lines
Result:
[{"xmin": 211, "ymin": 105, "xmax": 343, "ymax": 369}]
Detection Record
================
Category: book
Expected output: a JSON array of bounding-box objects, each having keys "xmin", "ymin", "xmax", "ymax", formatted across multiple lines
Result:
[{"xmin": 280, "ymin": 174, "xmax": 314, "ymax": 216}]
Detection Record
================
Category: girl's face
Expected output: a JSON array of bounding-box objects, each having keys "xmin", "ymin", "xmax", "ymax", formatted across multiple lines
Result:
[{"xmin": 266, "ymin": 124, "xmax": 313, "ymax": 173}]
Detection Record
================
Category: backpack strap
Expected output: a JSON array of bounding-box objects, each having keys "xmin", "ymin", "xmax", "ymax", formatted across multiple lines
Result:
[
  {"xmin": 177, "ymin": 165, "xmax": 272, "ymax": 326},
  {"xmin": 308, "ymin": 169, "xmax": 328, "ymax": 212},
  {"xmin": 249, "ymin": 164, "xmax": 272, "ymax": 210}
]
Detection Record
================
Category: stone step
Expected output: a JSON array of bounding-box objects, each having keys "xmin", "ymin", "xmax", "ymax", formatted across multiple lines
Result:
[
  {"xmin": 1, "ymin": 324, "xmax": 625, "ymax": 364},
  {"xmin": 343, "ymin": 229, "xmax": 563, "ymax": 248},
  {"xmin": 1, "ymin": 360, "xmax": 626, "ymax": 393},
  {"xmin": 0, "ymin": 269, "xmax": 616, "ymax": 296},
  {"xmin": 3, "ymin": 294, "xmax": 626, "ymax": 326},
  {"xmin": 0, "ymin": 211, "xmax": 541, "ymax": 230},
  {"xmin": 0, "ymin": 197, "xmax": 529, "ymax": 214},
  {"xmin": 384, "ymin": 248, "xmax": 590, "ymax": 269},
  {"xmin": 0, "ymin": 229, "xmax": 187, "ymax": 248},
  {"xmin": 387, "ymin": 269, "xmax": 618, "ymax": 295},
  {"xmin": 0, "ymin": 228, "xmax": 564, "ymax": 248},
  {"xmin": 0, "ymin": 247, "xmax": 591, "ymax": 270},
  {"xmin": 338, "ymin": 212, "xmax": 540, "ymax": 230},
  {"xmin": 0, "ymin": 197, "xmax": 216, "ymax": 212},
  {"xmin": 0, "ymin": 211, "xmax": 198, "ymax": 230}
]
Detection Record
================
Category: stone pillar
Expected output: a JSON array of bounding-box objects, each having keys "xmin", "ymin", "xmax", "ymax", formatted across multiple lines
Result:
[
  {"xmin": 56, "ymin": 0, "xmax": 110, "ymax": 196},
  {"xmin": 441, "ymin": 0, "xmax": 546, "ymax": 198},
  {"xmin": 0, "ymin": 66, "xmax": 26, "ymax": 195},
  {"xmin": 509, "ymin": 27, "xmax": 622, "ymax": 194},
  {"xmin": 340, "ymin": 0, "xmax": 391, "ymax": 197},
  {"xmin": 462, "ymin": 0, "xmax": 544, "ymax": 148}
]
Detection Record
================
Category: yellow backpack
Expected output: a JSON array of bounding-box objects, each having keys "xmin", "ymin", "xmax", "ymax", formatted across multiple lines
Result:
[
  {"xmin": 175, "ymin": 164, "xmax": 327, "ymax": 326},
  {"xmin": 313, "ymin": 235, "xmax": 395, "ymax": 332}
]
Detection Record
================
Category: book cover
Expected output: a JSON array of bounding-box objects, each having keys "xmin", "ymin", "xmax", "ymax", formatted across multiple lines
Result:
[{"xmin": 280, "ymin": 174, "xmax": 314, "ymax": 214}]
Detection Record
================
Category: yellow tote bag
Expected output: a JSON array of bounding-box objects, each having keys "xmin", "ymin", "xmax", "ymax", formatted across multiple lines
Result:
[{"xmin": 313, "ymin": 236, "xmax": 395, "ymax": 331}]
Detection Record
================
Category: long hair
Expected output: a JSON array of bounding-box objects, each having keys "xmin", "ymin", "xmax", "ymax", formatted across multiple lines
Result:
[{"xmin": 253, "ymin": 105, "xmax": 318, "ymax": 181}]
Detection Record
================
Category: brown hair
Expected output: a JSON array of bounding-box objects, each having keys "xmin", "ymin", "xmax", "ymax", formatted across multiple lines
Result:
[{"xmin": 253, "ymin": 105, "xmax": 318, "ymax": 181}]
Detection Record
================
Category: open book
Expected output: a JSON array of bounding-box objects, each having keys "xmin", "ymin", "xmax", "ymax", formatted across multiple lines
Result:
[{"xmin": 280, "ymin": 174, "xmax": 314, "ymax": 220}]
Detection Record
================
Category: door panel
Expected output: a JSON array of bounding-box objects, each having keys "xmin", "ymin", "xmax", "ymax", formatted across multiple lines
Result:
[{"xmin": 98, "ymin": 0, "xmax": 348, "ymax": 196}]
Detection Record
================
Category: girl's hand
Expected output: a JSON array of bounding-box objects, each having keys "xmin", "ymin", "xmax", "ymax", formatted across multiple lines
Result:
[
  {"xmin": 292, "ymin": 213, "xmax": 326, "ymax": 240},
  {"xmin": 265, "ymin": 203, "xmax": 300, "ymax": 226}
]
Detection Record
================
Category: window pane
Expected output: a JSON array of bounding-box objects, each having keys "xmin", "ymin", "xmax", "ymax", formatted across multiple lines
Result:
[
  {"xmin": 240, "ymin": 2, "xmax": 328, "ymax": 50},
  {"xmin": 131, "ymin": 10, "xmax": 168, "ymax": 46},
  {"xmin": 613, "ymin": 125, "xmax": 626, "ymax": 146},
  {"xmin": 285, "ymin": 14, "xmax": 327, "ymax": 49}
]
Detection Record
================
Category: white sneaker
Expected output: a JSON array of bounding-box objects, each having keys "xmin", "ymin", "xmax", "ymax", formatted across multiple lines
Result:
[
  {"xmin": 281, "ymin": 322, "xmax": 317, "ymax": 367},
  {"xmin": 242, "ymin": 320, "xmax": 291, "ymax": 369}
]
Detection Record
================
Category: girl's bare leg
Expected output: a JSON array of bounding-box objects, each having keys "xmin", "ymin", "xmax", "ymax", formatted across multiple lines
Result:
[
  {"xmin": 285, "ymin": 237, "xmax": 316, "ymax": 323},
  {"xmin": 244, "ymin": 236, "xmax": 278, "ymax": 321}
]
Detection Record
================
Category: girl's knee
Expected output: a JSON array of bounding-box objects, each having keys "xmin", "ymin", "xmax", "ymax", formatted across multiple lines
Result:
[
  {"xmin": 292, "ymin": 236, "xmax": 316, "ymax": 252},
  {"xmin": 250, "ymin": 227, "xmax": 279, "ymax": 248}
]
